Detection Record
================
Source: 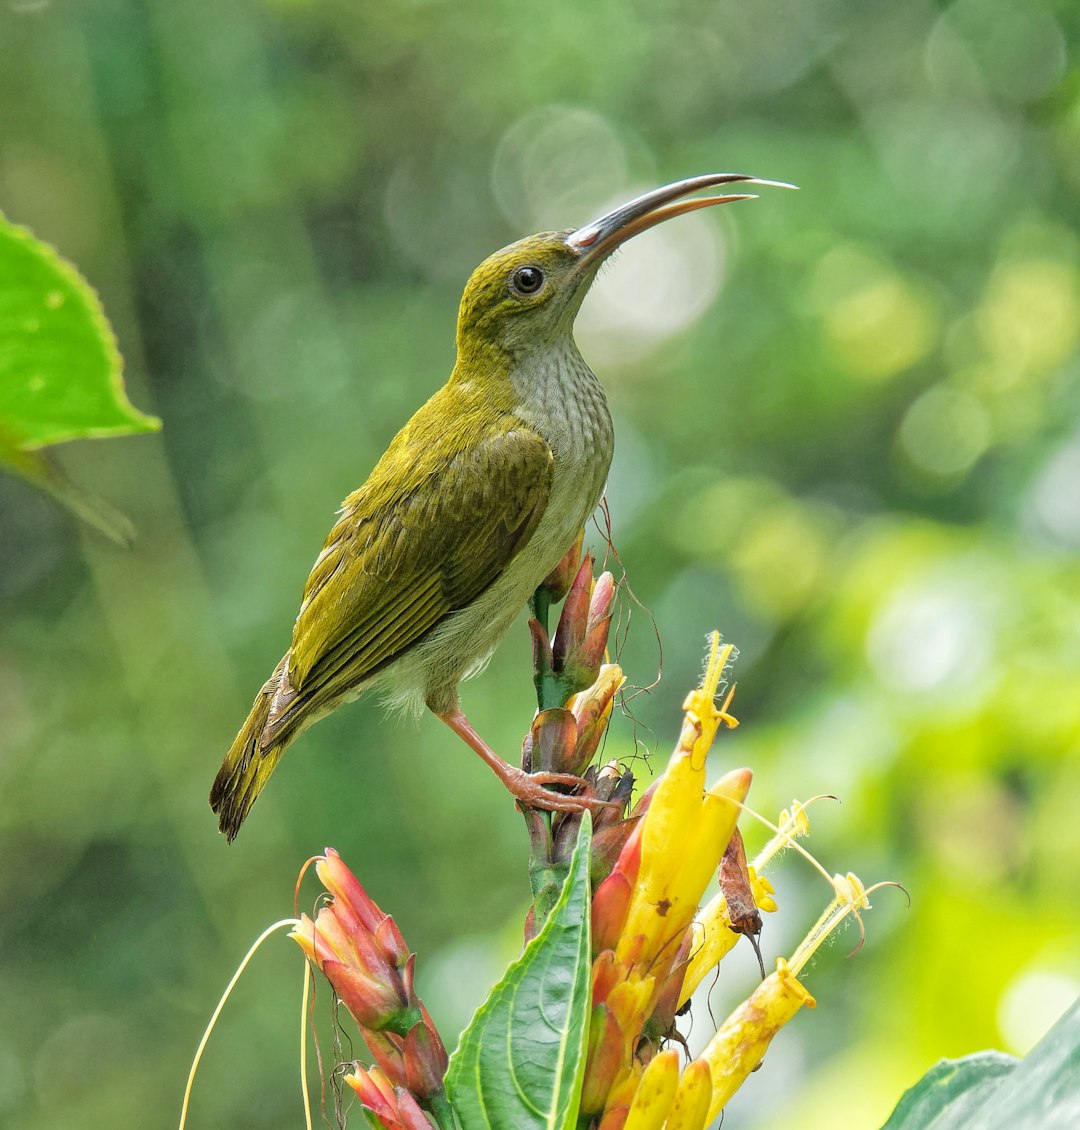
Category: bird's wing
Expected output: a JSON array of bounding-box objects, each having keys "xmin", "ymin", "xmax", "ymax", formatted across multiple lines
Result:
[{"xmin": 268, "ymin": 414, "xmax": 553, "ymax": 736}]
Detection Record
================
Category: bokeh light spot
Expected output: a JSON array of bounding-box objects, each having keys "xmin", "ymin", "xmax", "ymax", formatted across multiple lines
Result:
[
  {"xmin": 669, "ymin": 477, "xmax": 786, "ymax": 562},
  {"xmin": 918, "ymin": 772, "xmax": 1022, "ymax": 884},
  {"xmin": 926, "ymin": 0, "xmax": 1065, "ymax": 106},
  {"xmin": 899, "ymin": 385, "xmax": 992, "ymax": 477},
  {"xmin": 977, "ymin": 259, "xmax": 1080, "ymax": 379},
  {"xmin": 1026, "ymin": 437, "xmax": 1080, "ymax": 547},
  {"xmin": 576, "ymin": 201, "xmax": 726, "ymax": 367},
  {"xmin": 385, "ymin": 156, "xmax": 504, "ymax": 283},
  {"xmin": 811, "ymin": 246, "xmax": 938, "ymax": 381},
  {"xmin": 729, "ymin": 501, "xmax": 828, "ymax": 620},
  {"xmin": 998, "ymin": 969, "xmax": 1080, "ymax": 1055},
  {"xmin": 866, "ymin": 573, "xmax": 996, "ymax": 697},
  {"xmin": 492, "ymin": 106, "xmax": 628, "ymax": 232}
]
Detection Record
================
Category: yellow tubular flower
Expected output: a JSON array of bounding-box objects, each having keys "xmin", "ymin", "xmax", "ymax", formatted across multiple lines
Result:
[
  {"xmin": 604, "ymin": 1070, "xmax": 644, "ymax": 1118},
  {"xmin": 699, "ymin": 959, "xmax": 816, "ymax": 1122},
  {"xmin": 664, "ymin": 1059, "xmax": 713, "ymax": 1130},
  {"xmin": 616, "ymin": 638, "xmax": 741, "ymax": 964},
  {"xmin": 682, "ymin": 636, "xmax": 738, "ymax": 769},
  {"xmin": 788, "ymin": 872, "xmax": 873, "ymax": 976},
  {"xmin": 678, "ymin": 895, "xmax": 740, "ymax": 1008},
  {"xmin": 605, "ymin": 977, "xmax": 657, "ymax": 1039},
  {"xmin": 664, "ymin": 769, "xmax": 752, "ymax": 938},
  {"xmin": 580, "ymin": 1004, "xmax": 625, "ymax": 1116},
  {"xmin": 748, "ymin": 866, "xmax": 777, "ymax": 913},
  {"xmin": 680, "ymin": 797, "xmax": 817, "ymax": 1005},
  {"xmin": 618, "ymin": 747, "xmax": 706, "ymax": 956},
  {"xmin": 622, "ymin": 1049, "xmax": 681, "ymax": 1130},
  {"xmin": 577, "ymin": 628, "xmax": 894, "ymax": 1128},
  {"xmin": 752, "ymin": 798, "xmax": 815, "ymax": 874}
]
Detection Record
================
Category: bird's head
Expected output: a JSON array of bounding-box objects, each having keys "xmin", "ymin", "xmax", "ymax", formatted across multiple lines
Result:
[{"xmin": 454, "ymin": 173, "xmax": 794, "ymax": 365}]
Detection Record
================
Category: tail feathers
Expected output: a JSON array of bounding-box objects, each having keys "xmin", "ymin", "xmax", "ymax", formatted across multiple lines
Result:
[{"xmin": 211, "ymin": 659, "xmax": 291, "ymax": 842}]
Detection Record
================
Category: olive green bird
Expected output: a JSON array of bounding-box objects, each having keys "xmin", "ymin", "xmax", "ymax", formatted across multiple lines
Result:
[{"xmin": 210, "ymin": 172, "xmax": 789, "ymax": 841}]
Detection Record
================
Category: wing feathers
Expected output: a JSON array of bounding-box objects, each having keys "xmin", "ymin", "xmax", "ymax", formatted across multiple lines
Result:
[{"xmin": 264, "ymin": 412, "xmax": 553, "ymax": 740}]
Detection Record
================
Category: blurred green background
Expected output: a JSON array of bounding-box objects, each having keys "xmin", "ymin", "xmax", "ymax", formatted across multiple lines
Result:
[{"xmin": 3, "ymin": 1, "xmax": 1080, "ymax": 1127}]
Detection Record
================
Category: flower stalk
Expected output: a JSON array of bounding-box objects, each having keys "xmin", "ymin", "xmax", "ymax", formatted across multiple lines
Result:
[
  {"xmin": 523, "ymin": 539, "xmax": 638, "ymax": 936},
  {"xmin": 275, "ymin": 554, "xmax": 893, "ymax": 1130}
]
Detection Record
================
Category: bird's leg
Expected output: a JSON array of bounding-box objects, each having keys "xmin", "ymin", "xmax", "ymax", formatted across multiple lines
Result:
[{"xmin": 436, "ymin": 704, "xmax": 608, "ymax": 813}]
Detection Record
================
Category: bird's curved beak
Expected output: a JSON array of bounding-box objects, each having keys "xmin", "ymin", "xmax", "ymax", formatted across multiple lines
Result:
[{"xmin": 566, "ymin": 173, "xmax": 796, "ymax": 269}]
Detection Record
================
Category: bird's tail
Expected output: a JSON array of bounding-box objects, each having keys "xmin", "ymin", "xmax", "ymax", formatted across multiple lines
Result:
[{"xmin": 210, "ymin": 656, "xmax": 291, "ymax": 842}]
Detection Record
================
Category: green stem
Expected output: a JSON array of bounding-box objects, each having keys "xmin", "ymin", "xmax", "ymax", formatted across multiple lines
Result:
[
  {"xmin": 524, "ymin": 583, "xmax": 579, "ymax": 934},
  {"xmin": 528, "ymin": 861, "xmax": 567, "ymax": 929},
  {"xmin": 427, "ymin": 1090, "xmax": 459, "ymax": 1130},
  {"xmin": 531, "ymin": 585, "xmax": 552, "ymax": 640},
  {"xmin": 536, "ymin": 670, "xmax": 565, "ymax": 713}
]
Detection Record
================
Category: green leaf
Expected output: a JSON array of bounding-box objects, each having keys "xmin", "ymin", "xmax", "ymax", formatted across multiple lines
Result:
[
  {"xmin": 0, "ymin": 212, "xmax": 159, "ymax": 448},
  {"xmin": 880, "ymin": 999, "xmax": 1080, "ymax": 1130},
  {"xmin": 360, "ymin": 1110, "xmax": 393, "ymax": 1130},
  {"xmin": 0, "ymin": 213, "xmax": 160, "ymax": 542},
  {"xmin": 445, "ymin": 815, "xmax": 592, "ymax": 1130},
  {"xmin": 878, "ymin": 1051, "xmax": 1017, "ymax": 1130}
]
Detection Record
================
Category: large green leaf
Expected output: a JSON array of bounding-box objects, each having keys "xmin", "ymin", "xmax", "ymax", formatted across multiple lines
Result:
[
  {"xmin": 0, "ymin": 213, "xmax": 160, "ymax": 542},
  {"xmin": 445, "ymin": 816, "xmax": 592, "ymax": 1130},
  {"xmin": 880, "ymin": 998, "xmax": 1080, "ymax": 1130},
  {"xmin": 0, "ymin": 213, "xmax": 158, "ymax": 448},
  {"xmin": 878, "ymin": 1051, "xmax": 1017, "ymax": 1130}
]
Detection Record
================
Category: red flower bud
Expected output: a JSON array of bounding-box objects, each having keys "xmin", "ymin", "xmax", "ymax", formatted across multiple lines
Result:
[
  {"xmin": 647, "ymin": 932, "xmax": 693, "ymax": 1038},
  {"xmin": 523, "ymin": 708, "xmax": 579, "ymax": 775},
  {"xmin": 580, "ymin": 1003, "xmax": 626, "ymax": 1115},
  {"xmin": 578, "ymin": 572, "xmax": 616, "ymax": 674},
  {"xmin": 293, "ymin": 850, "xmax": 450, "ymax": 1116},
  {"xmin": 597, "ymin": 1107, "xmax": 629, "ymax": 1130},
  {"xmin": 321, "ymin": 957, "xmax": 411, "ymax": 1030},
  {"xmin": 528, "ymin": 617, "xmax": 553, "ymax": 680},
  {"xmin": 569, "ymin": 665, "xmax": 624, "ymax": 772},
  {"xmin": 316, "ymin": 848, "xmax": 409, "ymax": 966},
  {"xmin": 540, "ymin": 531, "xmax": 584, "ymax": 603},
  {"xmin": 403, "ymin": 1011, "xmax": 449, "ymax": 1102},
  {"xmin": 590, "ymin": 949, "xmax": 622, "ymax": 1007},
  {"xmin": 551, "ymin": 562, "xmax": 617, "ymax": 694},
  {"xmin": 592, "ymin": 870, "xmax": 634, "ymax": 957},
  {"xmin": 345, "ymin": 1066, "xmax": 433, "ymax": 1130},
  {"xmin": 552, "ymin": 555, "xmax": 595, "ymax": 672}
]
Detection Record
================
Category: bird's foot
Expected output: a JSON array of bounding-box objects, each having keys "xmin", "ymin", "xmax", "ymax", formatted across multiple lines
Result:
[
  {"xmin": 503, "ymin": 766, "xmax": 620, "ymax": 814},
  {"xmin": 436, "ymin": 704, "xmax": 619, "ymax": 813}
]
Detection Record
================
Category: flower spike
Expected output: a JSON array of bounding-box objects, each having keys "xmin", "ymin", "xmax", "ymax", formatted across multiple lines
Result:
[{"xmin": 291, "ymin": 850, "xmax": 450, "ymax": 1116}]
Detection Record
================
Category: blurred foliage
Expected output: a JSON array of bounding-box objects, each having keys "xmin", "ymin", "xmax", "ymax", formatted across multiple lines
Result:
[{"xmin": 1, "ymin": 1, "xmax": 1079, "ymax": 1128}]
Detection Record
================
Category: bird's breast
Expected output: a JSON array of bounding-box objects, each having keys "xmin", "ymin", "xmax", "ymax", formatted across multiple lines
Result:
[
  {"xmin": 377, "ymin": 344, "xmax": 614, "ymax": 718},
  {"xmin": 511, "ymin": 341, "xmax": 614, "ymax": 517}
]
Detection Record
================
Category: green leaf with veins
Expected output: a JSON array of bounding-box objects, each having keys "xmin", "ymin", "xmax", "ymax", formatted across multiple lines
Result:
[{"xmin": 446, "ymin": 815, "xmax": 592, "ymax": 1130}]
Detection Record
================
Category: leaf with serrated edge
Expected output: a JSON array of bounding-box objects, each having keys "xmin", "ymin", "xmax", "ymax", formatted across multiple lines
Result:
[
  {"xmin": 0, "ymin": 212, "xmax": 159, "ymax": 450},
  {"xmin": 446, "ymin": 816, "xmax": 592, "ymax": 1130}
]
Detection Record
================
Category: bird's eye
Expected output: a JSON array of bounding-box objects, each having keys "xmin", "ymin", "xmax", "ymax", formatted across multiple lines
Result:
[{"xmin": 510, "ymin": 265, "xmax": 545, "ymax": 296}]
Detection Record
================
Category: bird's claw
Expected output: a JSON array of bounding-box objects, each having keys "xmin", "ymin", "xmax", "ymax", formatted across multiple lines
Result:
[{"xmin": 507, "ymin": 767, "xmax": 622, "ymax": 813}]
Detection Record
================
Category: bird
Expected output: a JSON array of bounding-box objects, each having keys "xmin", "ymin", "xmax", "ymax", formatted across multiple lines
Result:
[{"xmin": 210, "ymin": 172, "xmax": 789, "ymax": 841}]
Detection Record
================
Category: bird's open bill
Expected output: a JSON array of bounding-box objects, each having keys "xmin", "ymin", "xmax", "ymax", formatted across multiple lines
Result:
[{"xmin": 567, "ymin": 172, "xmax": 797, "ymax": 267}]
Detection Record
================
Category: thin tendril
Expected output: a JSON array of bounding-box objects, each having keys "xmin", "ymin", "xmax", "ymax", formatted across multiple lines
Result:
[
  {"xmin": 178, "ymin": 917, "xmax": 300, "ymax": 1130},
  {"xmin": 300, "ymin": 958, "xmax": 314, "ymax": 1130},
  {"xmin": 734, "ymin": 800, "xmax": 837, "ymax": 887}
]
